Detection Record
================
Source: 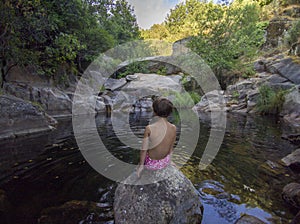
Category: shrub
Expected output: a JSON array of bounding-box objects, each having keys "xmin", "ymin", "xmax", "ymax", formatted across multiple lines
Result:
[
  {"xmin": 256, "ymin": 85, "xmax": 287, "ymax": 115},
  {"xmin": 170, "ymin": 91, "xmax": 201, "ymax": 108},
  {"xmin": 117, "ymin": 61, "xmax": 150, "ymax": 78},
  {"xmin": 157, "ymin": 66, "xmax": 168, "ymax": 76},
  {"xmin": 285, "ymin": 19, "xmax": 300, "ymax": 47}
]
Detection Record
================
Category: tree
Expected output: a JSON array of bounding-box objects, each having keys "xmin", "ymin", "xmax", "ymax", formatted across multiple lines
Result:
[
  {"xmin": 141, "ymin": 24, "xmax": 170, "ymax": 40},
  {"xmin": 103, "ymin": 0, "xmax": 140, "ymax": 44},
  {"xmin": 187, "ymin": 0, "xmax": 265, "ymax": 87},
  {"xmin": 165, "ymin": 0, "xmax": 201, "ymax": 41},
  {"xmin": 0, "ymin": 0, "xmax": 139, "ymax": 86}
]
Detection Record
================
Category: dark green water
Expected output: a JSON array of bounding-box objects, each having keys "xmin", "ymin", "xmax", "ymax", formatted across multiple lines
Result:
[{"xmin": 0, "ymin": 112, "xmax": 299, "ymax": 224}]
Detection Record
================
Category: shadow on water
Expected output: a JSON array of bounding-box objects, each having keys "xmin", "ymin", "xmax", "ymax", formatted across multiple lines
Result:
[{"xmin": 0, "ymin": 112, "xmax": 299, "ymax": 223}]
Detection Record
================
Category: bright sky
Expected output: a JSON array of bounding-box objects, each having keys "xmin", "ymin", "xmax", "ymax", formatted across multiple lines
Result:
[{"xmin": 127, "ymin": 0, "xmax": 184, "ymax": 29}]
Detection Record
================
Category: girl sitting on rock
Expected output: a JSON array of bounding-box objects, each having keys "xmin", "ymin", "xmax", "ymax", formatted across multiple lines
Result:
[{"xmin": 137, "ymin": 97, "xmax": 176, "ymax": 177}]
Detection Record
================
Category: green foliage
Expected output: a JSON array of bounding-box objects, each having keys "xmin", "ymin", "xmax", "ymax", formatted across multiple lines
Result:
[
  {"xmin": 171, "ymin": 91, "xmax": 200, "ymax": 108},
  {"xmin": 240, "ymin": 63, "xmax": 256, "ymax": 79},
  {"xmin": 103, "ymin": 0, "xmax": 140, "ymax": 44},
  {"xmin": 256, "ymin": 85, "xmax": 287, "ymax": 115},
  {"xmin": 157, "ymin": 66, "xmax": 168, "ymax": 76},
  {"xmin": 0, "ymin": 0, "xmax": 140, "ymax": 83},
  {"xmin": 117, "ymin": 61, "xmax": 150, "ymax": 78},
  {"xmin": 31, "ymin": 101, "xmax": 44, "ymax": 112},
  {"xmin": 285, "ymin": 19, "xmax": 300, "ymax": 47},
  {"xmin": 141, "ymin": 0, "xmax": 267, "ymax": 87},
  {"xmin": 165, "ymin": 0, "xmax": 201, "ymax": 41},
  {"xmin": 99, "ymin": 85, "xmax": 106, "ymax": 92},
  {"xmin": 181, "ymin": 75, "xmax": 190, "ymax": 85},
  {"xmin": 188, "ymin": 0, "xmax": 265, "ymax": 80},
  {"xmin": 232, "ymin": 91, "xmax": 240, "ymax": 100},
  {"xmin": 141, "ymin": 24, "xmax": 170, "ymax": 40},
  {"xmin": 189, "ymin": 91, "xmax": 201, "ymax": 104},
  {"xmin": 254, "ymin": 0, "xmax": 274, "ymax": 6}
]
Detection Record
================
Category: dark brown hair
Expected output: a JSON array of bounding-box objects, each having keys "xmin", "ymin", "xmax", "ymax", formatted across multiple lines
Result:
[{"xmin": 152, "ymin": 97, "xmax": 173, "ymax": 117}]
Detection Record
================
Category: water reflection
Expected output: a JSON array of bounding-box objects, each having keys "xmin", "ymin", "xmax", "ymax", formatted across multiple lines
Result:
[{"xmin": 0, "ymin": 112, "xmax": 298, "ymax": 223}]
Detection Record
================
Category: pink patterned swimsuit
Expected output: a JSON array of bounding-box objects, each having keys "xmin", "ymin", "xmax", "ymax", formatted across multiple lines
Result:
[{"xmin": 144, "ymin": 153, "xmax": 171, "ymax": 170}]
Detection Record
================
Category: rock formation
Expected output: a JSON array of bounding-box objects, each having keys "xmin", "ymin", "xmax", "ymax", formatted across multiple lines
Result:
[{"xmin": 114, "ymin": 165, "xmax": 203, "ymax": 224}]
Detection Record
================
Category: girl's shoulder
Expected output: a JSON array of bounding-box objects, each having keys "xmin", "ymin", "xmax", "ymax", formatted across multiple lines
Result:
[{"xmin": 168, "ymin": 122, "xmax": 176, "ymax": 129}]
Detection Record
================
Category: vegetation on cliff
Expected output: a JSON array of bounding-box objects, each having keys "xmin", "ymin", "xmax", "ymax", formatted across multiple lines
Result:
[
  {"xmin": 0, "ymin": 0, "xmax": 140, "ymax": 86},
  {"xmin": 142, "ymin": 0, "xmax": 300, "ymax": 88}
]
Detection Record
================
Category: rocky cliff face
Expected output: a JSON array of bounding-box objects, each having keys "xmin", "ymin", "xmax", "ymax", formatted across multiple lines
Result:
[
  {"xmin": 0, "ymin": 95, "xmax": 56, "ymax": 140},
  {"xmin": 193, "ymin": 54, "xmax": 300, "ymax": 126}
]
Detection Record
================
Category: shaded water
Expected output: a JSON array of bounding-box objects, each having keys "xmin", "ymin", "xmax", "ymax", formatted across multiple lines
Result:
[{"xmin": 0, "ymin": 112, "xmax": 299, "ymax": 223}]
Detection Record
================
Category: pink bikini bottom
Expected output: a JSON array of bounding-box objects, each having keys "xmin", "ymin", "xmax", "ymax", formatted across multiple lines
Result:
[{"xmin": 144, "ymin": 153, "xmax": 170, "ymax": 170}]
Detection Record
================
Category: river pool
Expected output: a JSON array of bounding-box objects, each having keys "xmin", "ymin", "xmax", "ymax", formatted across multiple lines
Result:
[{"xmin": 0, "ymin": 112, "xmax": 299, "ymax": 224}]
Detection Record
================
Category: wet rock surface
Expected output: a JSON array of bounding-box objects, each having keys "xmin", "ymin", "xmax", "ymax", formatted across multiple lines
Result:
[
  {"xmin": 114, "ymin": 165, "xmax": 203, "ymax": 224},
  {"xmin": 38, "ymin": 200, "xmax": 114, "ymax": 224},
  {"xmin": 281, "ymin": 148, "xmax": 300, "ymax": 171},
  {"xmin": 234, "ymin": 214, "xmax": 266, "ymax": 224},
  {"xmin": 0, "ymin": 95, "xmax": 56, "ymax": 140},
  {"xmin": 282, "ymin": 183, "xmax": 300, "ymax": 209}
]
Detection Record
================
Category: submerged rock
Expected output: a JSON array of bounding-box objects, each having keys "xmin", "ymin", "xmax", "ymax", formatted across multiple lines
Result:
[
  {"xmin": 38, "ymin": 200, "xmax": 113, "ymax": 224},
  {"xmin": 281, "ymin": 148, "xmax": 300, "ymax": 171},
  {"xmin": 282, "ymin": 134, "xmax": 300, "ymax": 145},
  {"xmin": 234, "ymin": 214, "xmax": 266, "ymax": 224},
  {"xmin": 114, "ymin": 165, "xmax": 203, "ymax": 224},
  {"xmin": 282, "ymin": 183, "xmax": 300, "ymax": 209}
]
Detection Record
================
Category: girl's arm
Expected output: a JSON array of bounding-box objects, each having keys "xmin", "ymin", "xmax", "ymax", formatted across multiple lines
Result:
[{"xmin": 137, "ymin": 126, "xmax": 151, "ymax": 177}]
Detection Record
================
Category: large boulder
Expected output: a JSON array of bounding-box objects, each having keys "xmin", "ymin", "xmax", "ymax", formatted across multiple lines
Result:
[
  {"xmin": 265, "ymin": 57, "xmax": 300, "ymax": 84},
  {"xmin": 121, "ymin": 73, "xmax": 182, "ymax": 93},
  {"xmin": 282, "ymin": 183, "xmax": 300, "ymax": 209},
  {"xmin": 6, "ymin": 66, "xmax": 51, "ymax": 85},
  {"xmin": 193, "ymin": 90, "xmax": 228, "ymax": 113},
  {"xmin": 281, "ymin": 86, "xmax": 300, "ymax": 126},
  {"xmin": 281, "ymin": 148, "xmax": 300, "ymax": 170},
  {"xmin": 105, "ymin": 78, "xmax": 127, "ymax": 91},
  {"xmin": 4, "ymin": 83, "xmax": 73, "ymax": 116},
  {"xmin": 114, "ymin": 165, "xmax": 203, "ymax": 224},
  {"xmin": 112, "ymin": 73, "xmax": 182, "ymax": 112},
  {"xmin": 0, "ymin": 95, "xmax": 56, "ymax": 140}
]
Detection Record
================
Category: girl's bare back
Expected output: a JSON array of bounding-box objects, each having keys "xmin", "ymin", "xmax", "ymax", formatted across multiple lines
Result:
[{"xmin": 147, "ymin": 118, "xmax": 176, "ymax": 160}]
